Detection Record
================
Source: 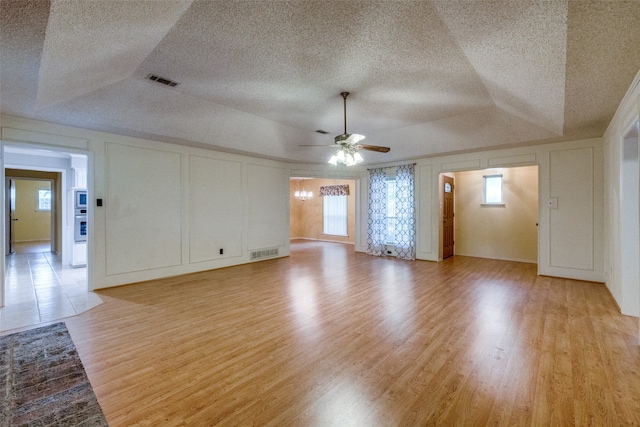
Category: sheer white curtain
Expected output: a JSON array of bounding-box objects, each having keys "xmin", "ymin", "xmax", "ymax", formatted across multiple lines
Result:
[
  {"xmin": 321, "ymin": 185, "xmax": 349, "ymax": 236},
  {"xmin": 323, "ymin": 195, "xmax": 348, "ymax": 236},
  {"xmin": 395, "ymin": 164, "xmax": 416, "ymax": 260},
  {"xmin": 367, "ymin": 168, "xmax": 387, "ymax": 256}
]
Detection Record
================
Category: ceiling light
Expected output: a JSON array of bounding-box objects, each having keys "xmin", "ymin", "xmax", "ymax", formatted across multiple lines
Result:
[
  {"xmin": 294, "ymin": 179, "xmax": 313, "ymax": 201},
  {"xmin": 329, "ymin": 142, "xmax": 364, "ymax": 166},
  {"xmin": 329, "ymin": 92, "xmax": 365, "ymax": 166}
]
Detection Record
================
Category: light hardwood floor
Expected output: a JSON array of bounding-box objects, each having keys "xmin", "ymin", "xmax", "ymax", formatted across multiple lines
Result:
[{"xmin": 29, "ymin": 241, "xmax": 640, "ymax": 425}]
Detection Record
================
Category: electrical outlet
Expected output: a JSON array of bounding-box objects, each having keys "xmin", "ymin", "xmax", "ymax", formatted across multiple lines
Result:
[{"xmin": 219, "ymin": 248, "xmax": 223, "ymax": 255}]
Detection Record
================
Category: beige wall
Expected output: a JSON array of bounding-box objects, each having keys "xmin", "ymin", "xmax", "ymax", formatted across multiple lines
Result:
[
  {"xmin": 290, "ymin": 178, "xmax": 355, "ymax": 244},
  {"xmin": 13, "ymin": 179, "xmax": 51, "ymax": 242},
  {"xmin": 6, "ymin": 169, "xmax": 62, "ymax": 252},
  {"xmin": 453, "ymin": 166, "xmax": 538, "ymax": 263}
]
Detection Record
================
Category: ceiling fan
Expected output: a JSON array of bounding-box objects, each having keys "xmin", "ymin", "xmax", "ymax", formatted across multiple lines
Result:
[{"xmin": 301, "ymin": 92, "xmax": 391, "ymax": 166}]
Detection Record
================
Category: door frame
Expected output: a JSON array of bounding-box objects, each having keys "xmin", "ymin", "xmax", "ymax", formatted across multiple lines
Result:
[
  {"xmin": 1, "ymin": 141, "xmax": 93, "ymax": 308},
  {"xmin": 439, "ymin": 165, "xmax": 540, "ymax": 262},
  {"xmin": 5, "ymin": 176, "xmax": 56, "ymax": 255},
  {"xmin": 620, "ymin": 121, "xmax": 639, "ymax": 317}
]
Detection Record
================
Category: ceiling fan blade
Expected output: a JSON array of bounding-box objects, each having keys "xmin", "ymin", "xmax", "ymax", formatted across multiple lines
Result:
[
  {"xmin": 360, "ymin": 144, "xmax": 391, "ymax": 153},
  {"xmin": 345, "ymin": 133, "xmax": 365, "ymax": 144}
]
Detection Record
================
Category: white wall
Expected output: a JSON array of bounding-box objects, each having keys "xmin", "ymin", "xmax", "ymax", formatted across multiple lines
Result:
[
  {"xmin": 604, "ymin": 69, "xmax": 640, "ymax": 317},
  {"xmin": 189, "ymin": 155, "xmax": 244, "ymax": 263},
  {"xmin": 1, "ymin": 115, "xmax": 291, "ymax": 290},
  {"xmin": 453, "ymin": 166, "xmax": 539, "ymax": 263}
]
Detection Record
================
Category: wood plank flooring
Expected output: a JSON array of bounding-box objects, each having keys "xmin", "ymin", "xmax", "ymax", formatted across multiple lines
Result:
[{"xmin": 41, "ymin": 241, "xmax": 640, "ymax": 425}]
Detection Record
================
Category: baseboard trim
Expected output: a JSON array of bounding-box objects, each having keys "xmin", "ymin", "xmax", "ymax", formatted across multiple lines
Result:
[{"xmin": 290, "ymin": 237, "xmax": 355, "ymax": 245}]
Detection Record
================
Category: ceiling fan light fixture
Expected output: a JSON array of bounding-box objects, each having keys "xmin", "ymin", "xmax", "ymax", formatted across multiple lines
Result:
[
  {"xmin": 329, "ymin": 143, "xmax": 364, "ymax": 166},
  {"xmin": 334, "ymin": 132, "xmax": 365, "ymax": 145},
  {"xmin": 345, "ymin": 153, "xmax": 355, "ymax": 166},
  {"xmin": 329, "ymin": 92, "xmax": 366, "ymax": 167}
]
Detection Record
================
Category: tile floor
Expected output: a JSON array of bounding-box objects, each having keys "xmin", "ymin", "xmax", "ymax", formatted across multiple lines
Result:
[{"xmin": 0, "ymin": 247, "xmax": 102, "ymax": 332}]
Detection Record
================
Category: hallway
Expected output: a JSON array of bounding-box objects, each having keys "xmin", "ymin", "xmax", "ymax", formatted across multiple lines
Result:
[{"xmin": 0, "ymin": 249, "xmax": 101, "ymax": 331}]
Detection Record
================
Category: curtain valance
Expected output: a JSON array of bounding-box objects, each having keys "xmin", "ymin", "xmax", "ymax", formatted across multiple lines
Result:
[{"xmin": 320, "ymin": 185, "xmax": 350, "ymax": 196}]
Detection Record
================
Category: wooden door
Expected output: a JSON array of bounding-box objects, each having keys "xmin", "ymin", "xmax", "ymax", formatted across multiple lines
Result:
[{"xmin": 442, "ymin": 176, "xmax": 454, "ymax": 259}]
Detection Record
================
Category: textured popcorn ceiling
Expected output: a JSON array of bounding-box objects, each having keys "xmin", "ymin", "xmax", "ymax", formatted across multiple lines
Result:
[{"xmin": 1, "ymin": 0, "xmax": 639, "ymax": 165}]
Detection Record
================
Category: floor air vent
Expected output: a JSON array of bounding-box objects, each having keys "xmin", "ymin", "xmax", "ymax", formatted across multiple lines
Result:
[
  {"xmin": 250, "ymin": 248, "xmax": 279, "ymax": 260},
  {"xmin": 146, "ymin": 74, "xmax": 179, "ymax": 87}
]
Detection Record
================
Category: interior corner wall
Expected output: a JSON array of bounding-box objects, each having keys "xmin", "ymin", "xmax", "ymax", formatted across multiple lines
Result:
[
  {"xmin": 453, "ymin": 166, "xmax": 538, "ymax": 263},
  {"xmin": 603, "ymin": 69, "xmax": 640, "ymax": 317},
  {"xmin": 289, "ymin": 178, "xmax": 355, "ymax": 244}
]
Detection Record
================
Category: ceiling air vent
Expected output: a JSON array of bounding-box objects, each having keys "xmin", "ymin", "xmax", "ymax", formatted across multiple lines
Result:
[{"xmin": 146, "ymin": 74, "xmax": 179, "ymax": 87}]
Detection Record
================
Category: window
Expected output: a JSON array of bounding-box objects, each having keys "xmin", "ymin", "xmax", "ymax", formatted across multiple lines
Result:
[
  {"xmin": 367, "ymin": 164, "xmax": 416, "ymax": 259},
  {"xmin": 38, "ymin": 188, "xmax": 51, "ymax": 211},
  {"xmin": 386, "ymin": 179, "xmax": 396, "ymax": 244},
  {"xmin": 483, "ymin": 174, "xmax": 503, "ymax": 204},
  {"xmin": 323, "ymin": 195, "xmax": 348, "ymax": 236}
]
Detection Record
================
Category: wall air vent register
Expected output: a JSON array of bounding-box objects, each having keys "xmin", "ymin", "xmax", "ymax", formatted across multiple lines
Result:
[{"xmin": 250, "ymin": 248, "xmax": 279, "ymax": 260}]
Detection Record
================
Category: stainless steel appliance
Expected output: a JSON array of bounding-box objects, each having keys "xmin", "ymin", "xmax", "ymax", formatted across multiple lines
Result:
[
  {"xmin": 74, "ymin": 190, "xmax": 87, "ymax": 242},
  {"xmin": 75, "ymin": 190, "xmax": 87, "ymax": 209},
  {"xmin": 74, "ymin": 215, "xmax": 87, "ymax": 242}
]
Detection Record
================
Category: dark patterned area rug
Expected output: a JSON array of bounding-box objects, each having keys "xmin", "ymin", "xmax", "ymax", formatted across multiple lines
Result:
[{"xmin": 0, "ymin": 322, "xmax": 108, "ymax": 426}]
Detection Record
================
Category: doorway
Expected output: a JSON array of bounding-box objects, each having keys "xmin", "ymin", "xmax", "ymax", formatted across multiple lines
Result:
[
  {"xmin": 6, "ymin": 177, "xmax": 55, "ymax": 255},
  {"xmin": 0, "ymin": 146, "xmax": 96, "ymax": 330},
  {"xmin": 442, "ymin": 175, "xmax": 454, "ymax": 259},
  {"xmin": 289, "ymin": 177, "xmax": 356, "ymax": 245},
  {"xmin": 441, "ymin": 166, "xmax": 539, "ymax": 263}
]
